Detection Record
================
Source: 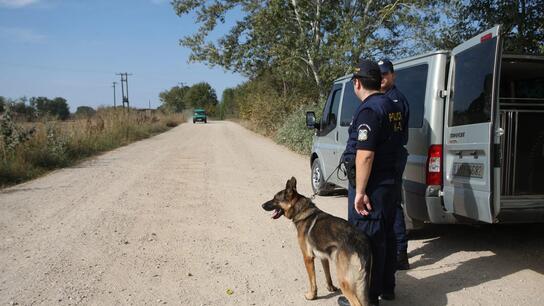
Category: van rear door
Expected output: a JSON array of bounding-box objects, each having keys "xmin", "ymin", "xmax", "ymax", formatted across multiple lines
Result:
[{"xmin": 442, "ymin": 26, "xmax": 502, "ymax": 223}]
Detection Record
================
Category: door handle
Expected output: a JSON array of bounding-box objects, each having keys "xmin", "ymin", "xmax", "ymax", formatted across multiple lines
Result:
[{"xmin": 335, "ymin": 131, "xmax": 339, "ymax": 142}]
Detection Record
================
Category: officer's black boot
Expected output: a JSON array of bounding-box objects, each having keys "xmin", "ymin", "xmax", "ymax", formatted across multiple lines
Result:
[
  {"xmin": 380, "ymin": 291, "xmax": 396, "ymax": 300},
  {"xmin": 396, "ymin": 251, "xmax": 410, "ymax": 270}
]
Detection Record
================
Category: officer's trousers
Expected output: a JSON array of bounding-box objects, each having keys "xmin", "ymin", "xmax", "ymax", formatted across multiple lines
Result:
[
  {"xmin": 394, "ymin": 148, "xmax": 409, "ymax": 254},
  {"xmin": 348, "ymin": 184, "xmax": 397, "ymax": 300},
  {"xmin": 394, "ymin": 203, "xmax": 408, "ymax": 253}
]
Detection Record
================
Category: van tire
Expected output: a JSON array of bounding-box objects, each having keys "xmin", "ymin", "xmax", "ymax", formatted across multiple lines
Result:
[{"xmin": 311, "ymin": 158, "xmax": 331, "ymax": 196}]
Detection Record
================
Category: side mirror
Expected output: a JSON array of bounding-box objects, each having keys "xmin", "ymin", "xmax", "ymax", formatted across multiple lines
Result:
[{"xmin": 306, "ymin": 111, "xmax": 317, "ymax": 129}]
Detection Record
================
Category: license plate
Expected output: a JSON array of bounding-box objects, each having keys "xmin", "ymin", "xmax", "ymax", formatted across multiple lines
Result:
[{"xmin": 452, "ymin": 162, "xmax": 484, "ymax": 178}]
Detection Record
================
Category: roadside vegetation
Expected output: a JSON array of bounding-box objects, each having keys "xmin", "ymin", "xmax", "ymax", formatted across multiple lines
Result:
[
  {"xmin": 0, "ymin": 101, "xmax": 185, "ymax": 187},
  {"xmin": 173, "ymin": 0, "xmax": 544, "ymax": 154}
]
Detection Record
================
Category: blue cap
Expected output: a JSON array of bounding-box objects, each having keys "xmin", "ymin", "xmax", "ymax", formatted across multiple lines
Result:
[
  {"xmin": 353, "ymin": 59, "xmax": 381, "ymax": 80},
  {"xmin": 378, "ymin": 59, "xmax": 394, "ymax": 74}
]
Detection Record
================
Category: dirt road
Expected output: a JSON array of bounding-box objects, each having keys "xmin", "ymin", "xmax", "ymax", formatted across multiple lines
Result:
[{"xmin": 1, "ymin": 120, "xmax": 543, "ymax": 306}]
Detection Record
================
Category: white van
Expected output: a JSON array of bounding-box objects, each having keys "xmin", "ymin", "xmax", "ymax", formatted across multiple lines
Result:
[{"xmin": 306, "ymin": 26, "xmax": 544, "ymax": 226}]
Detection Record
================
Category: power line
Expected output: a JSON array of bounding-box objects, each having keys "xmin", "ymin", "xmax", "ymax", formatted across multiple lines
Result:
[
  {"xmin": 116, "ymin": 73, "xmax": 133, "ymax": 109},
  {"xmin": 112, "ymin": 81, "xmax": 117, "ymax": 108}
]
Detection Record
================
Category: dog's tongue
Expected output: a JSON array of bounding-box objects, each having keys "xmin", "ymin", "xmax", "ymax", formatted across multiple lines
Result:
[{"xmin": 272, "ymin": 209, "xmax": 282, "ymax": 219}]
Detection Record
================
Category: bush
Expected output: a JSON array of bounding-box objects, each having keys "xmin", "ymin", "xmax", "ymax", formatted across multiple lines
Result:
[{"xmin": 275, "ymin": 102, "xmax": 324, "ymax": 155}]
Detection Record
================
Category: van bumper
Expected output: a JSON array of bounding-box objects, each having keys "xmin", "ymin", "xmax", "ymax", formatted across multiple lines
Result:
[
  {"xmin": 425, "ymin": 185, "xmax": 457, "ymax": 224},
  {"xmin": 404, "ymin": 180, "xmax": 457, "ymax": 224}
]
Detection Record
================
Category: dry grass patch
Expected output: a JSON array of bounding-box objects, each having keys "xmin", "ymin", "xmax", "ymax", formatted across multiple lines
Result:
[{"xmin": 0, "ymin": 107, "xmax": 185, "ymax": 187}]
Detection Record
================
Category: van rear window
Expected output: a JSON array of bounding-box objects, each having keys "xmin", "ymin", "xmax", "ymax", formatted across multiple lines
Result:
[
  {"xmin": 395, "ymin": 64, "xmax": 429, "ymax": 128},
  {"xmin": 449, "ymin": 37, "xmax": 497, "ymax": 126}
]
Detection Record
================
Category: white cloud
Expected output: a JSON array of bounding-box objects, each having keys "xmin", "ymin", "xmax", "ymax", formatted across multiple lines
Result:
[
  {"xmin": 0, "ymin": 26, "xmax": 46, "ymax": 43},
  {"xmin": 0, "ymin": 0, "xmax": 40, "ymax": 8}
]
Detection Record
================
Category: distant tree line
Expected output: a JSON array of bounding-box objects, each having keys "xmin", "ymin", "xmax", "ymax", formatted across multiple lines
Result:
[
  {"xmin": 173, "ymin": 0, "xmax": 544, "ymax": 152},
  {"xmin": 158, "ymin": 82, "xmax": 218, "ymax": 115},
  {"xmin": 0, "ymin": 96, "xmax": 71, "ymax": 121},
  {"xmin": 0, "ymin": 96, "xmax": 104, "ymax": 122}
]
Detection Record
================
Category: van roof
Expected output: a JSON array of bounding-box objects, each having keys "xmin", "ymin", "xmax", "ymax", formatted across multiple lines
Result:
[{"xmin": 334, "ymin": 50, "xmax": 450, "ymax": 83}]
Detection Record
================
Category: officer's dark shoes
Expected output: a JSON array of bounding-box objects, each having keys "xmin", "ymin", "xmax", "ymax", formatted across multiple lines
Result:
[
  {"xmin": 397, "ymin": 251, "xmax": 410, "ymax": 270},
  {"xmin": 380, "ymin": 291, "xmax": 395, "ymax": 300},
  {"xmin": 338, "ymin": 296, "xmax": 379, "ymax": 306},
  {"xmin": 370, "ymin": 298, "xmax": 380, "ymax": 306}
]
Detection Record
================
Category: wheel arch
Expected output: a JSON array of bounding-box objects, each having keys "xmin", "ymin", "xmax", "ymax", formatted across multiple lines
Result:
[{"xmin": 310, "ymin": 152, "xmax": 319, "ymax": 168}]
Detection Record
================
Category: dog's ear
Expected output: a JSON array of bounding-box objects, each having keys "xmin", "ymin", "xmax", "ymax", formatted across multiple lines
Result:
[{"xmin": 285, "ymin": 177, "xmax": 297, "ymax": 192}]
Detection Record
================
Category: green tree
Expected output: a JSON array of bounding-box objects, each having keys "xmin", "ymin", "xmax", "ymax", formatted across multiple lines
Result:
[
  {"xmin": 221, "ymin": 88, "xmax": 237, "ymax": 117},
  {"xmin": 173, "ymin": 0, "xmax": 439, "ymax": 99},
  {"xmin": 184, "ymin": 82, "xmax": 218, "ymax": 114},
  {"xmin": 11, "ymin": 98, "xmax": 35, "ymax": 121},
  {"xmin": 30, "ymin": 96, "xmax": 70, "ymax": 120},
  {"xmin": 0, "ymin": 96, "xmax": 5, "ymax": 113},
  {"xmin": 75, "ymin": 106, "xmax": 96, "ymax": 118},
  {"xmin": 50, "ymin": 97, "xmax": 70, "ymax": 120},
  {"xmin": 159, "ymin": 85, "xmax": 189, "ymax": 113},
  {"xmin": 426, "ymin": 0, "xmax": 544, "ymax": 55}
]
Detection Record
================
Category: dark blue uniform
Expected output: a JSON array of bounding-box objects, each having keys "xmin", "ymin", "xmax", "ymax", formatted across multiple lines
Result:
[
  {"xmin": 343, "ymin": 92, "xmax": 405, "ymax": 301},
  {"xmin": 384, "ymin": 85, "xmax": 410, "ymax": 259}
]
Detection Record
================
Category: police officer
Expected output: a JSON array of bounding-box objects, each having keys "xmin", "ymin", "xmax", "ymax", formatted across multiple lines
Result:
[
  {"xmin": 379, "ymin": 59, "xmax": 411, "ymax": 272},
  {"xmin": 338, "ymin": 59, "xmax": 405, "ymax": 306}
]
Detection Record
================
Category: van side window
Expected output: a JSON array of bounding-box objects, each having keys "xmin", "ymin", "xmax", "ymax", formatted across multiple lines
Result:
[
  {"xmin": 320, "ymin": 84, "xmax": 342, "ymax": 135},
  {"xmin": 340, "ymin": 82, "xmax": 359, "ymax": 126},
  {"xmin": 395, "ymin": 64, "xmax": 429, "ymax": 128},
  {"xmin": 449, "ymin": 37, "xmax": 497, "ymax": 126}
]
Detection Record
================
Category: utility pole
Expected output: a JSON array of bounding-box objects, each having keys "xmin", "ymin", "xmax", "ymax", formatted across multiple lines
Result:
[
  {"xmin": 116, "ymin": 72, "xmax": 133, "ymax": 109},
  {"xmin": 112, "ymin": 81, "xmax": 117, "ymax": 108},
  {"xmin": 148, "ymin": 99, "xmax": 151, "ymax": 109}
]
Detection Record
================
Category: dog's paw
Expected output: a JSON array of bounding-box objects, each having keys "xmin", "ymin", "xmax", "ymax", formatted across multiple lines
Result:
[
  {"xmin": 304, "ymin": 291, "xmax": 317, "ymax": 300},
  {"xmin": 327, "ymin": 284, "xmax": 339, "ymax": 292}
]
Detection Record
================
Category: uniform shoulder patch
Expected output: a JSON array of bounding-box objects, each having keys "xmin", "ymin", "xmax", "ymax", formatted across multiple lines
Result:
[
  {"xmin": 357, "ymin": 124, "xmax": 371, "ymax": 141},
  {"xmin": 358, "ymin": 129, "xmax": 368, "ymax": 141}
]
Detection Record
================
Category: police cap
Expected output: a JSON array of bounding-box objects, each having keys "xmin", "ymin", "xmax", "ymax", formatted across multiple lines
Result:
[
  {"xmin": 378, "ymin": 59, "xmax": 394, "ymax": 74},
  {"xmin": 352, "ymin": 58, "xmax": 381, "ymax": 81}
]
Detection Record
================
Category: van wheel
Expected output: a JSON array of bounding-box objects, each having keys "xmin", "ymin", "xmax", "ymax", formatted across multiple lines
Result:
[{"xmin": 311, "ymin": 159, "xmax": 331, "ymax": 196}]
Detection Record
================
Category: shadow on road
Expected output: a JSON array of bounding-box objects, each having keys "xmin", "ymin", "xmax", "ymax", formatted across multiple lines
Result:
[{"xmin": 393, "ymin": 223, "xmax": 544, "ymax": 305}]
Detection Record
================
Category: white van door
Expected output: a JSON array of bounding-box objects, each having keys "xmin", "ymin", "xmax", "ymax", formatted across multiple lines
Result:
[
  {"xmin": 442, "ymin": 26, "xmax": 502, "ymax": 223},
  {"xmin": 318, "ymin": 83, "xmax": 343, "ymax": 180}
]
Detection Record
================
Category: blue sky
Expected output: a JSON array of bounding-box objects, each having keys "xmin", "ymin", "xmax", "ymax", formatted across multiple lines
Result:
[{"xmin": 0, "ymin": 0, "xmax": 246, "ymax": 110}]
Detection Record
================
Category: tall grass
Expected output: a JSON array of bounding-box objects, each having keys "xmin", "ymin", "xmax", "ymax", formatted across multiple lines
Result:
[{"xmin": 0, "ymin": 107, "xmax": 185, "ymax": 187}]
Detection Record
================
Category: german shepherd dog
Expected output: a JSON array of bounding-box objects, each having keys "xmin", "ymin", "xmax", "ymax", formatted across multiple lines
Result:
[{"xmin": 262, "ymin": 177, "xmax": 372, "ymax": 306}]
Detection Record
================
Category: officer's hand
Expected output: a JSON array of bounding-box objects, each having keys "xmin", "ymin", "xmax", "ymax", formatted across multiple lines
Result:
[{"xmin": 355, "ymin": 193, "xmax": 372, "ymax": 216}]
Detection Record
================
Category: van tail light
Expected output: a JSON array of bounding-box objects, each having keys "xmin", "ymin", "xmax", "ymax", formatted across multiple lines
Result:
[{"xmin": 426, "ymin": 145, "xmax": 443, "ymax": 186}]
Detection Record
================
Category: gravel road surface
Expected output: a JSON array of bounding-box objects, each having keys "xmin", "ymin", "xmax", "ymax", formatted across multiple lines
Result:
[{"xmin": 1, "ymin": 120, "xmax": 543, "ymax": 306}]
